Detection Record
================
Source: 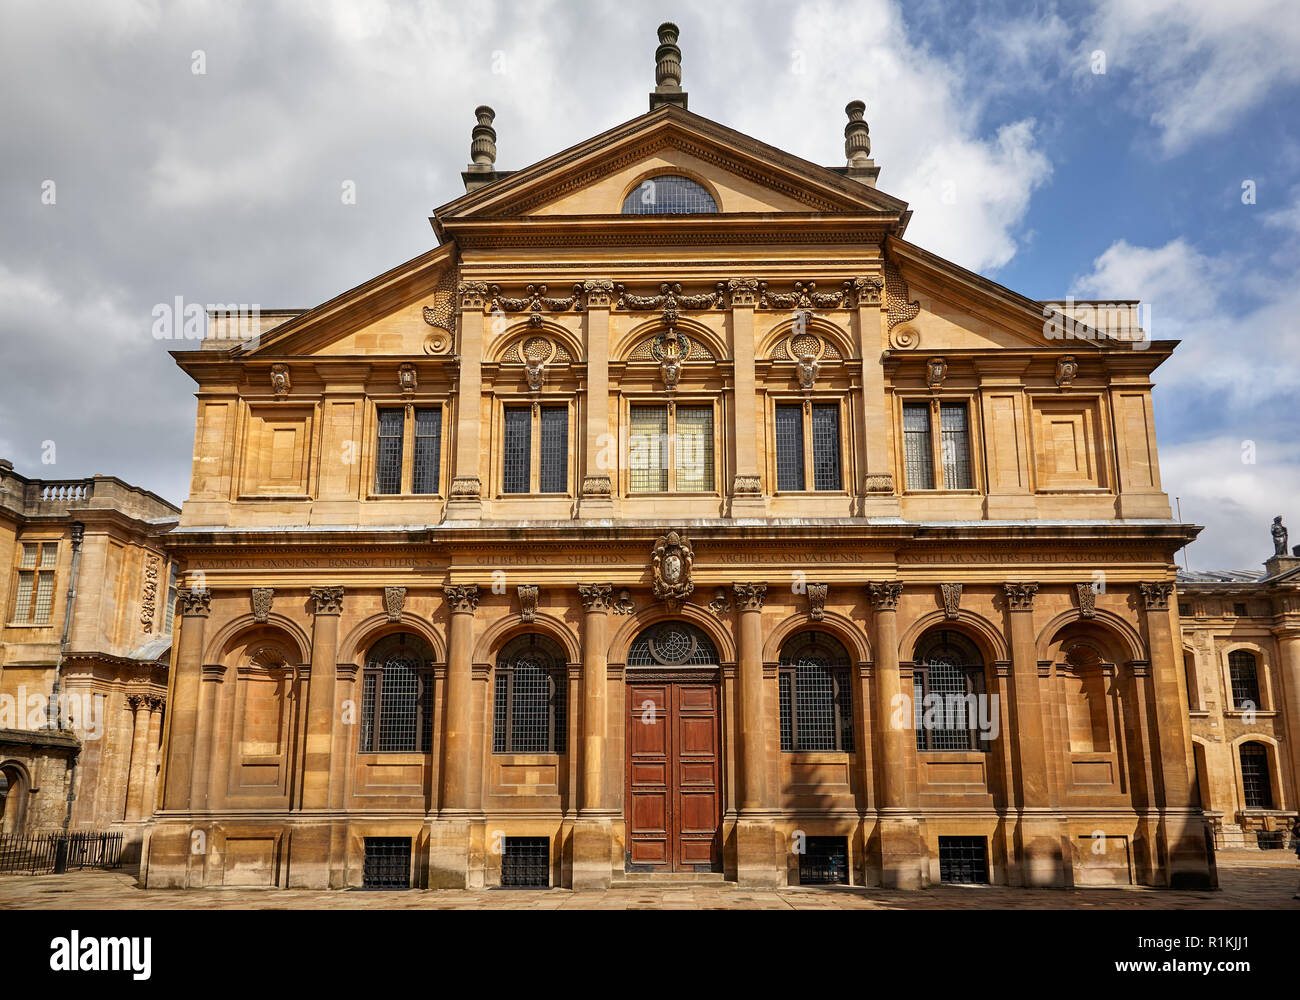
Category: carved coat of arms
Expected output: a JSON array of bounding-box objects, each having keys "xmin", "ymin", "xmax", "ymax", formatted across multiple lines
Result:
[{"xmin": 652, "ymin": 531, "xmax": 694, "ymax": 609}]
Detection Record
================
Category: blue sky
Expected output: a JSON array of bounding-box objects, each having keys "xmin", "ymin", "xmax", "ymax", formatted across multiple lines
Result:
[{"xmin": 1, "ymin": 0, "xmax": 1297, "ymax": 568}]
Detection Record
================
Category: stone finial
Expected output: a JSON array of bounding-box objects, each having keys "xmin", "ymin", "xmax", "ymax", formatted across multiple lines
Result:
[
  {"xmin": 650, "ymin": 22, "xmax": 688, "ymax": 110},
  {"xmin": 470, "ymin": 105, "xmax": 497, "ymax": 166},
  {"xmin": 844, "ymin": 100, "xmax": 871, "ymax": 166}
]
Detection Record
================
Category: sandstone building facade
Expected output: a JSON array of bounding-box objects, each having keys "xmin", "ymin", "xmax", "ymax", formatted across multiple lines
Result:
[
  {"xmin": 145, "ymin": 25, "xmax": 1227, "ymax": 891},
  {"xmin": 0, "ymin": 460, "xmax": 179, "ymax": 853}
]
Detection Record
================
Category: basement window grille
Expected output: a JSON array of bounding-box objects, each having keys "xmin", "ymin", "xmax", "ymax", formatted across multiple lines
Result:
[
  {"xmin": 799, "ymin": 836, "xmax": 849, "ymax": 885},
  {"xmin": 938, "ymin": 836, "xmax": 988, "ymax": 884},
  {"xmin": 501, "ymin": 837, "xmax": 550, "ymax": 888},
  {"xmin": 362, "ymin": 838, "xmax": 411, "ymax": 889}
]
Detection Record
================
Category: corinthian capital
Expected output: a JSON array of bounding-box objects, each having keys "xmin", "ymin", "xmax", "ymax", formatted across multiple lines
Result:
[
  {"xmin": 444, "ymin": 584, "xmax": 479, "ymax": 614},
  {"xmin": 1139, "ymin": 581, "xmax": 1174, "ymax": 611},
  {"xmin": 578, "ymin": 583, "xmax": 614, "ymax": 612},
  {"xmin": 1003, "ymin": 582, "xmax": 1038, "ymax": 611},
  {"xmin": 177, "ymin": 587, "xmax": 211, "ymax": 618},
  {"xmin": 732, "ymin": 582, "xmax": 767, "ymax": 611},
  {"xmin": 310, "ymin": 586, "xmax": 344, "ymax": 616},
  {"xmin": 866, "ymin": 581, "xmax": 903, "ymax": 611}
]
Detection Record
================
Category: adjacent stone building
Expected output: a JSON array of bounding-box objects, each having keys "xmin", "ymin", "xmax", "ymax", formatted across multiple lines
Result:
[
  {"xmin": 1177, "ymin": 531, "xmax": 1300, "ymax": 849},
  {"xmin": 0, "ymin": 460, "xmax": 180, "ymax": 854},
  {"xmin": 146, "ymin": 25, "xmax": 1220, "ymax": 891}
]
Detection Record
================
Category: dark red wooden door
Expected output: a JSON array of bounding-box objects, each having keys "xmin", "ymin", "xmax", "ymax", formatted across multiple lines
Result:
[{"xmin": 626, "ymin": 679, "xmax": 721, "ymax": 871}]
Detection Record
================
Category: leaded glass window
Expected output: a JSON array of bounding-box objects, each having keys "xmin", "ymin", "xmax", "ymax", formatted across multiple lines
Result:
[
  {"xmin": 812, "ymin": 404, "xmax": 842, "ymax": 491},
  {"xmin": 627, "ymin": 622, "xmax": 719, "ymax": 667},
  {"xmin": 1228, "ymin": 650, "xmax": 1261, "ymax": 710},
  {"xmin": 629, "ymin": 405, "xmax": 668, "ymax": 493},
  {"xmin": 939, "ymin": 402, "xmax": 973, "ymax": 489},
  {"xmin": 913, "ymin": 630, "xmax": 988, "ymax": 752},
  {"xmin": 412, "ymin": 407, "xmax": 442, "ymax": 494},
  {"xmin": 775, "ymin": 405, "xmax": 805, "ymax": 491},
  {"xmin": 493, "ymin": 634, "xmax": 567, "ymax": 753},
  {"xmin": 778, "ymin": 631, "xmax": 854, "ymax": 751},
  {"xmin": 539, "ymin": 406, "xmax": 568, "ymax": 494},
  {"xmin": 674, "ymin": 405, "xmax": 714, "ymax": 492},
  {"xmin": 621, "ymin": 175, "xmax": 718, "ymax": 215},
  {"xmin": 502, "ymin": 407, "xmax": 531, "ymax": 494},
  {"xmin": 1240, "ymin": 742, "xmax": 1273, "ymax": 809},
  {"xmin": 360, "ymin": 633, "xmax": 435, "ymax": 753},
  {"xmin": 903, "ymin": 403, "xmax": 934, "ymax": 490},
  {"xmin": 374, "ymin": 408, "xmax": 404, "ymax": 495},
  {"xmin": 629, "ymin": 404, "xmax": 714, "ymax": 494},
  {"xmin": 11, "ymin": 541, "xmax": 57, "ymax": 625}
]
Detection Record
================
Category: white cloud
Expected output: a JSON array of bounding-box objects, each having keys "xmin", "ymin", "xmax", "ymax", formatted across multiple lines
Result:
[{"xmin": 1084, "ymin": 0, "xmax": 1300, "ymax": 155}]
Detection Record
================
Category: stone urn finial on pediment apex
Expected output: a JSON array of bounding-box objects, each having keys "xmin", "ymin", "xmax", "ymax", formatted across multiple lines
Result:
[{"xmin": 652, "ymin": 530, "xmax": 695, "ymax": 610}]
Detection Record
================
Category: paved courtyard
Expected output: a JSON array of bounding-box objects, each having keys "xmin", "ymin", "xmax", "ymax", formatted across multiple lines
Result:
[{"xmin": 0, "ymin": 851, "xmax": 1296, "ymax": 909}]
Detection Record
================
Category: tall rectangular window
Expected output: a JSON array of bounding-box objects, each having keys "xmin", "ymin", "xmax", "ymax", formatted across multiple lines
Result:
[
  {"xmin": 629, "ymin": 406, "xmax": 669, "ymax": 493},
  {"xmin": 811, "ymin": 404, "xmax": 842, "ymax": 491},
  {"xmin": 939, "ymin": 402, "xmax": 973, "ymax": 489},
  {"xmin": 904, "ymin": 400, "xmax": 976, "ymax": 491},
  {"xmin": 12, "ymin": 541, "xmax": 57, "ymax": 625},
  {"xmin": 775, "ymin": 405, "xmax": 805, "ymax": 492},
  {"xmin": 374, "ymin": 408, "xmax": 404, "ymax": 495},
  {"xmin": 502, "ymin": 407, "xmax": 532, "ymax": 494},
  {"xmin": 903, "ymin": 403, "xmax": 934, "ymax": 490},
  {"xmin": 539, "ymin": 406, "xmax": 568, "ymax": 494},
  {"xmin": 502, "ymin": 405, "xmax": 569, "ymax": 495},
  {"xmin": 674, "ymin": 405, "xmax": 714, "ymax": 492},
  {"xmin": 411, "ymin": 408, "xmax": 442, "ymax": 494}
]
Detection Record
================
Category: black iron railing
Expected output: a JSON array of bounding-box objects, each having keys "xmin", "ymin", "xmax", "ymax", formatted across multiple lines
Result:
[{"xmin": 0, "ymin": 831, "xmax": 123, "ymax": 875}]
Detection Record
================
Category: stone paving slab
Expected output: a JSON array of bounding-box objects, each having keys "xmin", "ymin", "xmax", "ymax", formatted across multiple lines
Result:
[{"xmin": 1, "ymin": 853, "xmax": 1296, "ymax": 910}]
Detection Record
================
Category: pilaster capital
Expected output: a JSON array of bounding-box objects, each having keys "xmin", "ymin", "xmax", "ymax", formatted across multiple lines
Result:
[
  {"xmin": 853, "ymin": 275, "xmax": 884, "ymax": 307},
  {"xmin": 732, "ymin": 582, "xmax": 767, "ymax": 611},
  {"xmin": 1138, "ymin": 581, "xmax": 1174, "ymax": 611},
  {"xmin": 728, "ymin": 277, "xmax": 759, "ymax": 307},
  {"xmin": 583, "ymin": 278, "xmax": 615, "ymax": 309},
  {"xmin": 1129, "ymin": 659, "xmax": 1151, "ymax": 678},
  {"xmin": 177, "ymin": 587, "xmax": 211, "ymax": 618},
  {"xmin": 310, "ymin": 585, "xmax": 345, "ymax": 616},
  {"xmin": 578, "ymin": 583, "xmax": 614, "ymax": 612},
  {"xmin": 866, "ymin": 581, "xmax": 903, "ymax": 611},
  {"xmin": 444, "ymin": 584, "xmax": 479, "ymax": 614},
  {"xmin": 1003, "ymin": 582, "xmax": 1039, "ymax": 611},
  {"xmin": 457, "ymin": 280, "xmax": 489, "ymax": 310}
]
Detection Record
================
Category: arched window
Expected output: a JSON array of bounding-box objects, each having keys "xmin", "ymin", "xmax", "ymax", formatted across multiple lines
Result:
[
  {"xmin": 913, "ymin": 630, "xmax": 988, "ymax": 752},
  {"xmin": 621, "ymin": 175, "xmax": 718, "ymax": 215},
  {"xmin": 360, "ymin": 633, "xmax": 434, "ymax": 753},
  {"xmin": 494, "ymin": 634, "xmax": 567, "ymax": 753},
  {"xmin": 627, "ymin": 622, "xmax": 718, "ymax": 666},
  {"xmin": 1228, "ymin": 650, "xmax": 1261, "ymax": 710},
  {"xmin": 1239, "ymin": 742, "xmax": 1274, "ymax": 809},
  {"xmin": 778, "ymin": 631, "xmax": 853, "ymax": 751}
]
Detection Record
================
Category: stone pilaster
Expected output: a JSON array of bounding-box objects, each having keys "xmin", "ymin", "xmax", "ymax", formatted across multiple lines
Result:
[
  {"xmin": 727, "ymin": 279, "xmax": 766, "ymax": 517},
  {"xmin": 1002, "ymin": 582, "xmax": 1064, "ymax": 887},
  {"xmin": 867, "ymin": 581, "xmax": 924, "ymax": 887},
  {"xmin": 578, "ymin": 281, "xmax": 616, "ymax": 517},
  {"xmin": 854, "ymin": 277, "xmax": 901, "ymax": 516},
  {"xmin": 446, "ymin": 282, "xmax": 487, "ymax": 519}
]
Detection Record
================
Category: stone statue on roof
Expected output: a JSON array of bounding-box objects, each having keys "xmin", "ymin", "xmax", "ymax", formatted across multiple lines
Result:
[{"xmin": 1272, "ymin": 515, "xmax": 1288, "ymax": 556}]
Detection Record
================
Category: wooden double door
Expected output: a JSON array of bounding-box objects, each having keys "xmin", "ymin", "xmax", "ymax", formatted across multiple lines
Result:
[{"xmin": 625, "ymin": 675, "xmax": 722, "ymax": 871}]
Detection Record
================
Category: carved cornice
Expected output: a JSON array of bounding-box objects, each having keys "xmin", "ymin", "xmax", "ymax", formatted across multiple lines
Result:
[
  {"xmin": 732, "ymin": 582, "xmax": 767, "ymax": 611},
  {"xmin": 578, "ymin": 583, "xmax": 614, "ymax": 612},
  {"xmin": 444, "ymin": 584, "xmax": 480, "ymax": 614},
  {"xmin": 866, "ymin": 581, "xmax": 902, "ymax": 611},
  {"xmin": 1139, "ymin": 581, "xmax": 1174, "ymax": 611},
  {"xmin": 177, "ymin": 588, "xmax": 211, "ymax": 619},
  {"xmin": 1003, "ymin": 582, "xmax": 1038, "ymax": 611},
  {"xmin": 310, "ymin": 586, "xmax": 344, "ymax": 616},
  {"xmin": 250, "ymin": 587, "xmax": 274, "ymax": 624},
  {"xmin": 384, "ymin": 586, "xmax": 406, "ymax": 623}
]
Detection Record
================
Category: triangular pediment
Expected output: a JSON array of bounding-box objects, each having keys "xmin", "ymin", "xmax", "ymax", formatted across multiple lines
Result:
[{"xmin": 434, "ymin": 105, "xmax": 910, "ymax": 230}]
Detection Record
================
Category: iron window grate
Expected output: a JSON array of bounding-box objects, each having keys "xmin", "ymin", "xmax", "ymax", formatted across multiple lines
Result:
[
  {"xmin": 362, "ymin": 838, "xmax": 411, "ymax": 889},
  {"xmin": 1240, "ymin": 744, "xmax": 1273, "ymax": 809},
  {"xmin": 494, "ymin": 634, "xmax": 566, "ymax": 753},
  {"xmin": 1229, "ymin": 650, "xmax": 1261, "ymax": 709},
  {"xmin": 501, "ymin": 837, "xmax": 550, "ymax": 888},
  {"xmin": 779, "ymin": 632, "xmax": 853, "ymax": 751},
  {"xmin": 938, "ymin": 836, "xmax": 988, "ymax": 884},
  {"xmin": 1257, "ymin": 830, "xmax": 1284, "ymax": 850},
  {"xmin": 799, "ymin": 836, "xmax": 849, "ymax": 885}
]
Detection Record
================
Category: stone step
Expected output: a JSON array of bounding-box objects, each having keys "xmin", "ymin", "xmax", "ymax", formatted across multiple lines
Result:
[{"xmin": 610, "ymin": 871, "xmax": 730, "ymax": 889}]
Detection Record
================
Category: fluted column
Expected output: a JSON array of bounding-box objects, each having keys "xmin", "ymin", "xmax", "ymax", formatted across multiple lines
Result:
[
  {"xmin": 1140, "ymin": 581, "xmax": 1214, "ymax": 887},
  {"xmin": 162, "ymin": 588, "xmax": 210, "ymax": 811},
  {"xmin": 124, "ymin": 694, "xmax": 152, "ymax": 821},
  {"xmin": 440, "ymin": 585, "xmax": 478, "ymax": 812},
  {"xmin": 733, "ymin": 583, "xmax": 768, "ymax": 811},
  {"xmin": 301, "ymin": 586, "xmax": 343, "ymax": 809}
]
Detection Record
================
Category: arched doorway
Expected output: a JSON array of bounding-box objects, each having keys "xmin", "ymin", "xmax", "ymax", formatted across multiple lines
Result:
[
  {"xmin": 0, "ymin": 763, "xmax": 30, "ymax": 835},
  {"xmin": 624, "ymin": 621, "xmax": 721, "ymax": 873}
]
